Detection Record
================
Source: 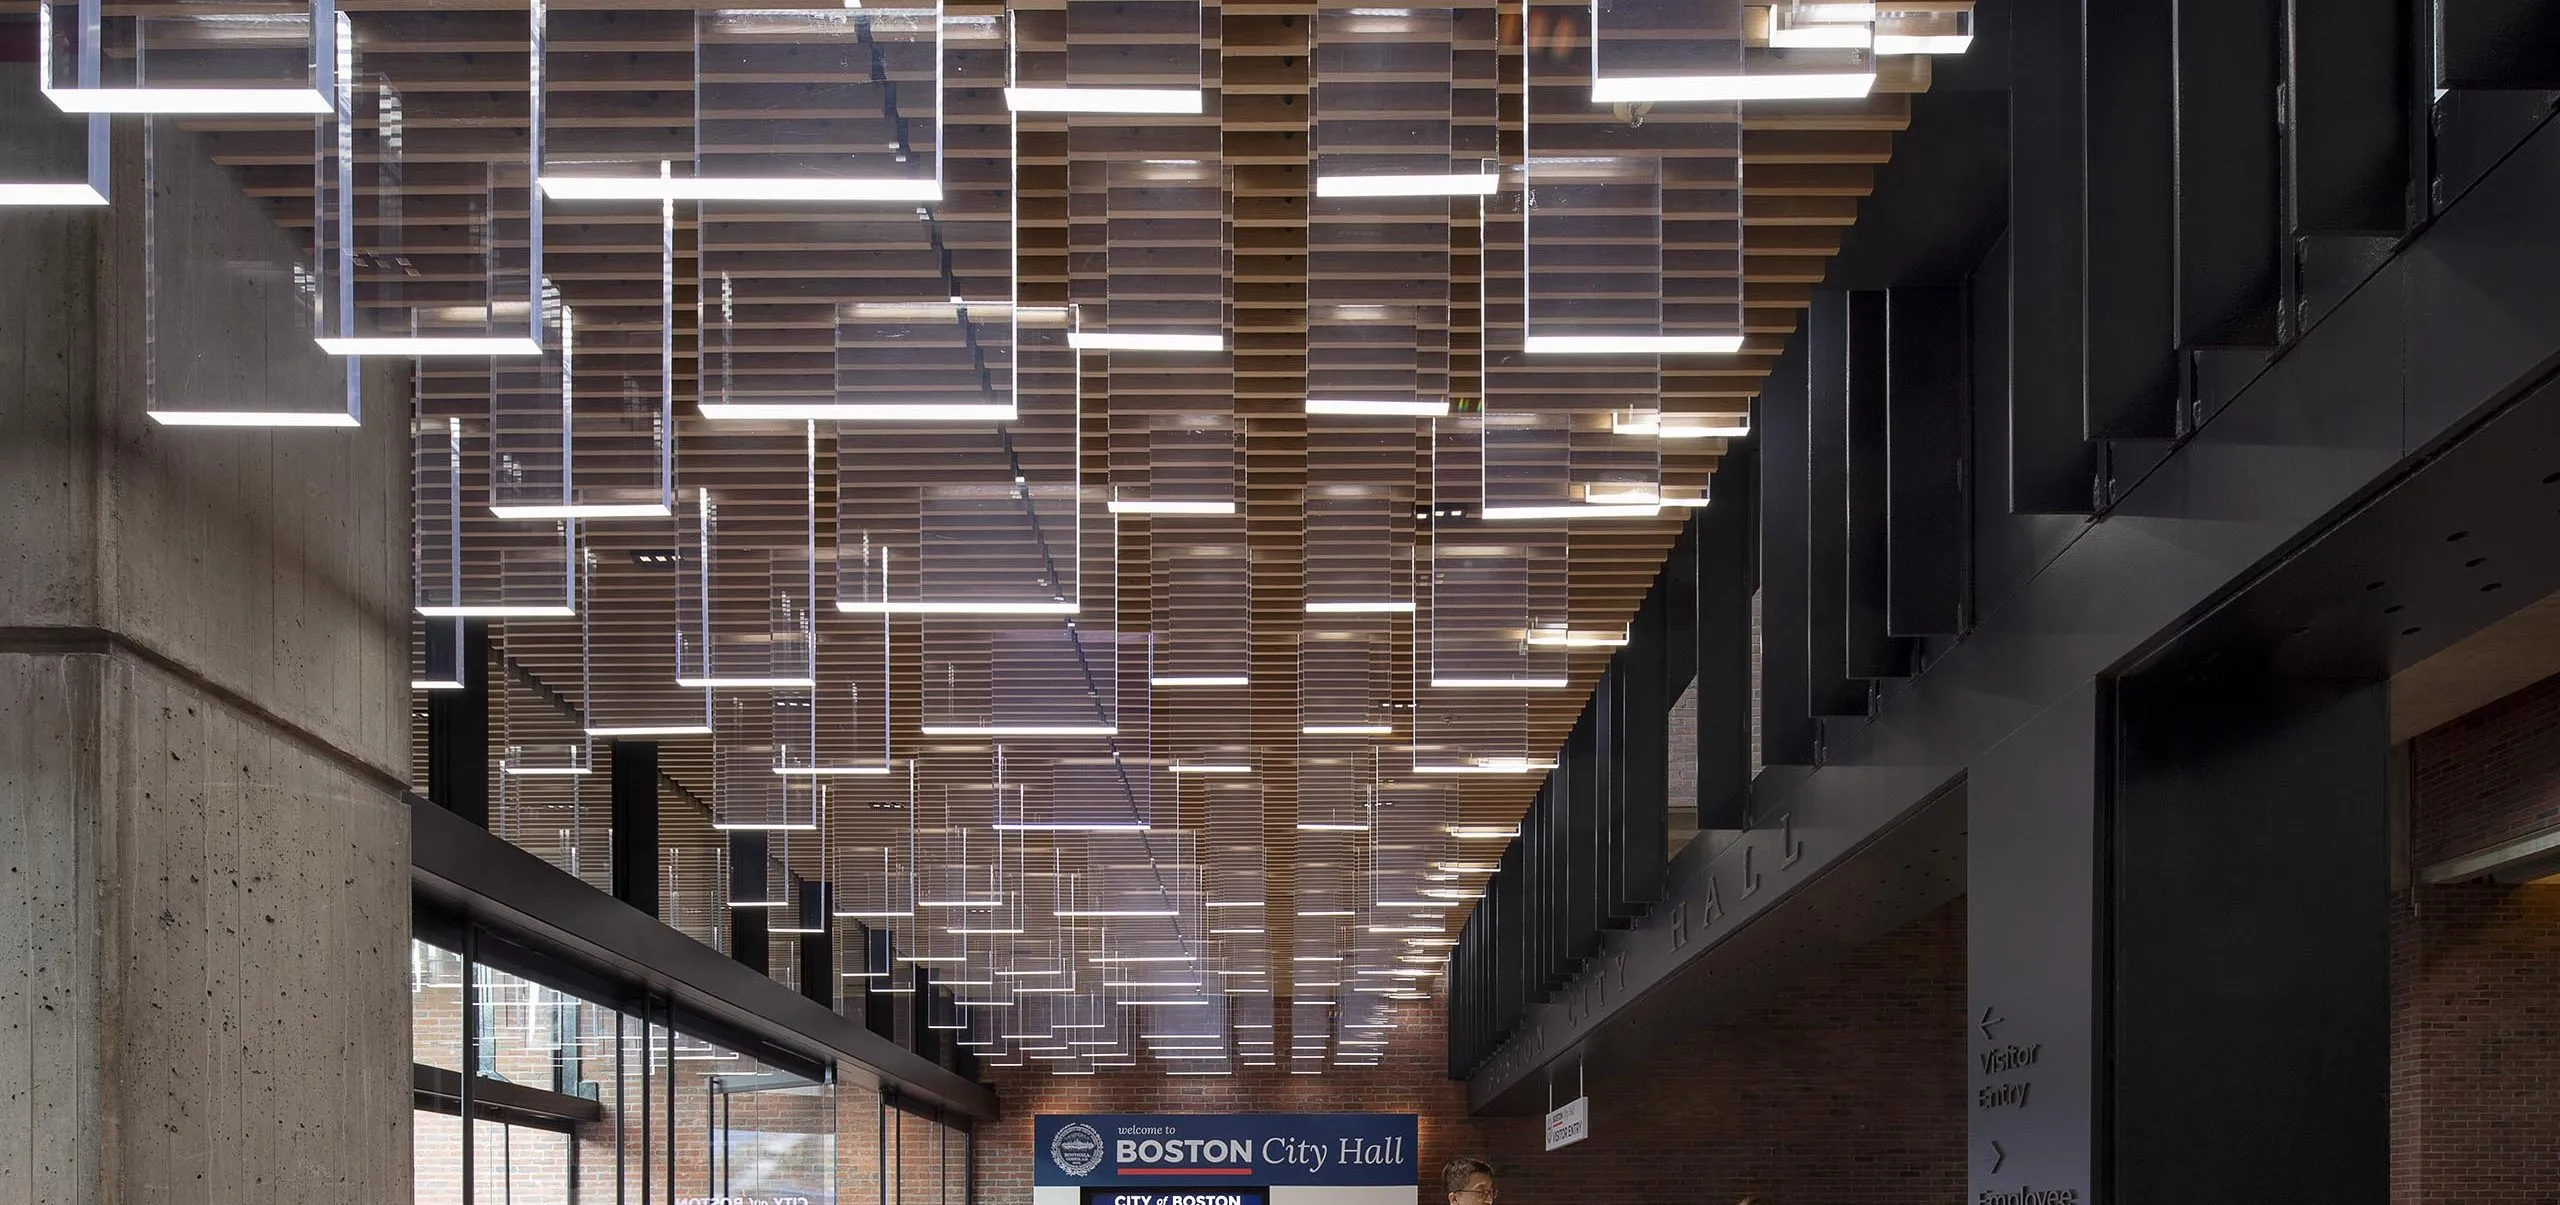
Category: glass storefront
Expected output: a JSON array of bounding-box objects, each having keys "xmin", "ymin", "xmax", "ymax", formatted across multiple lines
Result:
[{"xmin": 412, "ymin": 931, "xmax": 969, "ymax": 1205}]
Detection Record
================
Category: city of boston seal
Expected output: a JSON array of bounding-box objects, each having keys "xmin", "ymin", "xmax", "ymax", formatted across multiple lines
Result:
[{"xmin": 1051, "ymin": 1123, "xmax": 1106, "ymax": 1177}]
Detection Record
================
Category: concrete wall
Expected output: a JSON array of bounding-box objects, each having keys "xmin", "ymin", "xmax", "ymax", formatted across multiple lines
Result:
[{"xmin": 0, "ymin": 120, "xmax": 413, "ymax": 1205}]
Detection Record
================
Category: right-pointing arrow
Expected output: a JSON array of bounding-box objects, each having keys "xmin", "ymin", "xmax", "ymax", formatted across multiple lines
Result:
[
  {"xmin": 1979, "ymin": 1007, "xmax": 2006, "ymax": 1042},
  {"xmin": 1990, "ymin": 1141, "xmax": 2007, "ymax": 1175}
]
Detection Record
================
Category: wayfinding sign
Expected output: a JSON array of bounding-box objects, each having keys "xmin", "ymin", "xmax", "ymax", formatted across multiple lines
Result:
[{"xmin": 1034, "ymin": 1114, "xmax": 1420, "ymax": 1188}]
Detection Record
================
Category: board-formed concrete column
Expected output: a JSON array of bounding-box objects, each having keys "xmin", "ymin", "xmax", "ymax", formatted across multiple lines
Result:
[{"xmin": 0, "ymin": 118, "xmax": 413, "ymax": 1205}]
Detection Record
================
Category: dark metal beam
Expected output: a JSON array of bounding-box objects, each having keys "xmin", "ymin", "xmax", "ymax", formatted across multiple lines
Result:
[
  {"xmin": 610, "ymin": 740, "xmax": 660, "ymax": 915},
  {"xmin": 425, "ymin": 619, "xmax": 490, "ymax": 826},
  {"xmin": 2007, "ymin": 0, "xmax": 2099, "ymax": 512},
  {"xmin": 408, "ymin": 796, "xmax": 999, "ymax": 1120},
  {"xmin": 1885, "ymin": 285, "xmax": 1970, "ymax": 636},
  {"xmin": 1463, "ymin": 115, "xmax": 2560, "ymax": 1112}
]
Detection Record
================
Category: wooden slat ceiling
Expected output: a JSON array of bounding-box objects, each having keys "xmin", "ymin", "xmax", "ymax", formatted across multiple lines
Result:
[{"xmin": 141, "ymin": 0, "xmax": 1950, "ymax": 1028}]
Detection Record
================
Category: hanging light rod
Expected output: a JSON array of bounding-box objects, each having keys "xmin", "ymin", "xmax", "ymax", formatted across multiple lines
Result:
[
  {"xmin": 1305, "ymin": 599, "xmax": 1415, "ymax": 613},
  {"xmin": 585, "ymin": 724, "xmax": 713, "ymax": 737}
]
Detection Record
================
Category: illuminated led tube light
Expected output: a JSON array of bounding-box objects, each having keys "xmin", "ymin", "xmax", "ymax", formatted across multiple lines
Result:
[
  {"xmin": 319, "ymin": 337, "xmax": 545, "ymax": 357},
  {"xmin": 1106, "ymin": 498, "xmax": 1237, "ymax": 516},
  {"xmin": 1003, "ymin": 86, "xmax": 1205, "ymax": 114},
  {"xmin": 1587, "ymin": 73, "xmax": 1877, "ymax": 104},
  {"xmin": 149, "ymin": 410, "xmax": 363, "ymax": 428},
  {"xmin": 1522, "ymin": 334, "xmax": 1747, "ymax": 355},
  {"xmin": 698, "ymin": 402, "xmax": 1017, "ymax": 422},
  {"xmin": 1312, "ymin": 173, "xmax": 1500, "ymax": 199},
  {"xmin": 1304, "ymin": 599, "xmax": 1414, "ymax": 614},
  {"xmin": 539, "ymin": 176, "xmax": 942, "ymax": 203},
  {"xmin": 1478, "ymin": 503, "xmax": 1663, "ymax": 521},
  {"xmin": 837, "ymin": 599, "xmax": 1076, "ymax": 615},
  {"xmin": 1305, "ymin": 398, "xmax": 1453, "ymax": 417},
  {"xmin": 1067, "ymin": 331, "xmax": 1226, "ymax": 353}
]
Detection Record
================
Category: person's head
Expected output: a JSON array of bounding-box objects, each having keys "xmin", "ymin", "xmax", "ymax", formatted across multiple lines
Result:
[{"xmin": 1442, "ymin": 1158, "xmax": 1496, "ymax": 1205}]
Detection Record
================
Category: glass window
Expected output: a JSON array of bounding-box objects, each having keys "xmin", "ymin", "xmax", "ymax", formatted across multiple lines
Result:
[
  {"xmin": 415, "ymin": 939, "xmax": 466, "ymax": 1072},
  {"xmin": 411, "ymin": 925, "xmax": 858, "ymax": 1205}
]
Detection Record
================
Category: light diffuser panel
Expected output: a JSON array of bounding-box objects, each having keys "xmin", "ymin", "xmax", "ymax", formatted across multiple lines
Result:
[
  {"xmin": 674, "ymin": 425, "xmax": 819, "ymax": 689},
  {"xmin": 414, "ymin": 404, "xmax": 579, "ymax": 618},
  {"xmin": 1586, "ymin": 0, "xmax": 1874, "ymax": 102},
  {"xmin": 316, "ymin": 56, "xmax": 542, "ymax": 356},
  {"xmin": 1004, "ymin": 0, "xmax": 1206, "ymax": 114},
  {"xmin": 581, "ymin": 546, "xmax": 712, "ymax": 737},
  {"xmin": 538, "ymin": 5, "xmax": 943, "ymax": 201},
  {"xmin": 834, "ymin": 314, "xmax": 1080, "ymax": 614},
  {"xmin": 0, "ymin": 66, "xmax": 107, "ymax": 205},
  {"xmin": 40, "ymin": 0, "xmax": 338, "ymax": 115},
  {"xmin": 1147, "ymin": 515, "xmax": 1252, "ymax": 687},
  {"xmin": 141, "ymin": 115, "xmax": 358, "ymax": 426}
]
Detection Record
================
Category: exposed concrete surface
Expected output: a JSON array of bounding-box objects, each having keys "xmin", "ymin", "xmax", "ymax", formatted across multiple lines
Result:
[{"xmin": 0, "ymin": 119, "xmax": 413, "ymax": 1205}]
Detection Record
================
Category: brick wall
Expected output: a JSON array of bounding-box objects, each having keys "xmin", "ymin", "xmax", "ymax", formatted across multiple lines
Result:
[
  {"xmin": 982, "ymin": 901, "xmax": 1965, "ymax": 1205},
  {"xmin": 2410, "ymin": 670, "xmax": 2560, "ymax": 865},
  {"xmin": 2394, "ymin": 670, "xmax": 2560, "ymax": 1205}
]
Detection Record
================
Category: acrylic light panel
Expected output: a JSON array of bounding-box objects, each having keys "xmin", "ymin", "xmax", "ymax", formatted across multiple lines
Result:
[
  {"xmin": 316, "ymin": 62, "xmax": 543, "ymax": 356},
  {"xmin": 1070, "ymin": 152, "xmax": 1228, "ymax": 353},
  {"xmin": 138, "ymin": 115, "xmax": 360, "ymax": 425},
  {"xmin": 773, "ymin": 610, "xmax": 893, "ymax": 775},
  {"xmin": 40, "ymin": 0, "xmax": 338, "ymax": 115},
  {"xmin": 581, "ymin": 547, "xmax": 713, "ymax": 737},
  {"xmin": 414, "ymin": 406, "xmax": 579, "ymax": 618},
  {"xmin": 1515, "ymin": 63, "xmax": 1745, "ymax": 355},
  {"xmin": 1004, "ymin": 0, "xmax": 1206, "ymax": 114},
  {"xmin": 1427, "ymin": 420, "xmax": 1576, "ymax": 688},
  {"xmin": 713, "ymin": 694, "xmax": 820, "ymax": 830},
  {"xmin": 674, "ymin": 425, "xmax": 819, "ymax": 689},
  {"xmin": 695, "ymin": 117, "xmax": 1016, "ymax": 422},
  {"xmin": 1310, "ymin": 7, "xmax": 1485, "ymax": 198},
  {"xmin": 482, "ymin": 200, "xmax": 674, "ymax": 518},
  {"xmin": 537, "ymin": 5, "xmax": 944, "ymax": 202},
  {"xmin": 834, "ymin": 316, "xmax": 1082, "ymax": 613},
  {"xmin": 0, "ymin": 68, "xmax": 108, "ymax": 205},
  {"xmin": 496, "ymin": 634, "xmax": 609, "ymax": 890},
  {"xmin": 994, "ymin": 747, "xmax": 1159, "ymax": 834},
  {"xmin": 1586, "ymin": 0, "xmax": 1875, "ymax": 102},
  {"xmin": 1147, "ymin": 514, "xmax": 1252, "ymax": 687},
  {"xmin": 1297, "ymin": 614, "xmax": 1404, "ymax": 734}
]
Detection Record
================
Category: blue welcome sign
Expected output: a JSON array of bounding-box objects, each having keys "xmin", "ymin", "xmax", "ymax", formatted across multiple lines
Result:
[{"xmin": 1033, "ymin": 1114, "xmax": 1420, "ymax": 1188}]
